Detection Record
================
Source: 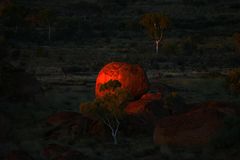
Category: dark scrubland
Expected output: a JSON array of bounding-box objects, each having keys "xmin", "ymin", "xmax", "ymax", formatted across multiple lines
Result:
[{"xmin": 1, "ymin": 0, "xmax": 240, "ymax": 160}]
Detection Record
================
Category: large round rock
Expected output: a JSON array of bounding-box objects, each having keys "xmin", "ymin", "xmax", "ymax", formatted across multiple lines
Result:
[{"xmin": 95, "ymin": 62, "xmax": 149, "ymax": 98}]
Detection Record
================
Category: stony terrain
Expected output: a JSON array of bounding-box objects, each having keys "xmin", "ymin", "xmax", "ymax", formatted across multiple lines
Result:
[
  {"xmin": 1, "ymin": 0, "xmax": 240, "ymax": 160},
  {"xmin": 0, "ymin": 65, "xmax": 240, "ymax": 159}
]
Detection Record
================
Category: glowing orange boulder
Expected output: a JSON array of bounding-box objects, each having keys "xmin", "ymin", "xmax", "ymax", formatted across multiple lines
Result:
[{"xmin": 95, "ymin": 62, "xmax": 149, "ymax": 98}]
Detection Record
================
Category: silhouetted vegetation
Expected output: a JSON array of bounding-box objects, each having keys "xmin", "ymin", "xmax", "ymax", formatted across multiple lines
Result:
[
  {"xmin": 233, "ymin": 32, "xmax": 240, "ymax": 54},
  {"xmin": 163, "ymin": 91, "xmax": 186, "ymax": 114},
  {"xmin": 226, "ymin": 68, "xmax": 240, "ymax": 95},
  {"xmin": 212, "ymin": 116, "xmax": 240, "ymax": 149},
  {"xmin": 81, "ymin": 80, "xmax": 132, "ymax": 144}
]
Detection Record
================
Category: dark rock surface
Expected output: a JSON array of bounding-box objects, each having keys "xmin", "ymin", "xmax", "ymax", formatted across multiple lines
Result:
[{"xmin": 154, "ymin": 101, "xmax": 238, "ymax": 146}]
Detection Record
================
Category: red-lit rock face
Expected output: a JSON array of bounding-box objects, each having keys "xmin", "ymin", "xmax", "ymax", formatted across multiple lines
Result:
[
  {"xmin": 95, "ymin": 62, "xmax": 149, "ymax": 98},
  {"xmin": 125, "ymin": 92, "xmax": 162, "ymax": 114}
]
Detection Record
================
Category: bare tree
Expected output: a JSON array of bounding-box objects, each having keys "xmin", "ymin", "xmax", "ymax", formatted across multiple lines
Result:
[
  {"xmin": 0, "ymin": 1, "xmax": 27, "ymax": 33},
  {"xmin": 140, "ymin": 13, "xmax": 170, "ymax": 54},
  {"xmin": 26, "ymin": 8, "xmax": 56, "ymax": 42},
  {"xmin": 38, "ymin": 9, "xmax": 56, "ymax": 42}
]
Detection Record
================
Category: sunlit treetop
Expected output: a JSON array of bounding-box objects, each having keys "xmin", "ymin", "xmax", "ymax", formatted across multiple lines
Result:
[{"xmin": 99, "ymin": 79, "xmax": 122, "ymax": 92}]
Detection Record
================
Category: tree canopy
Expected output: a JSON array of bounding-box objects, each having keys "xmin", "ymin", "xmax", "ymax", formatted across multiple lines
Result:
[{"xmin": 80, "ymin": 80, "xmax": 132, "ymax": 144}]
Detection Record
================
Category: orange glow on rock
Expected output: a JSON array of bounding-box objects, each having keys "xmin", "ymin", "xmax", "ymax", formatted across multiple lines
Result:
[
  {"xmin": 125, "ymin": 100, "xmax": 147, "ymax": 114},
  {"xmin": 125, "ymin": 93, "xmax": 162, "ymax": 114},
  {"xmin": 95, "ymin": 62, "xmax": 149, "ymax": 98}
]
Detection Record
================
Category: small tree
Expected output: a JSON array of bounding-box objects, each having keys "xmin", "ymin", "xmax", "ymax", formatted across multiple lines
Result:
[
  {"xmin": 0, "ymin": 1, "xmax": 27, "ymax": 33},
  {"xmin": 38, "ymin": 9, "xmax": 56, "ymax": 41},
  {"xmin": 81, "ymin": 80, "xmax": 132, "ymax": 144},
  {"xmin": 140, "ymin": 13, "xmax": 170, "ymax": 54}
]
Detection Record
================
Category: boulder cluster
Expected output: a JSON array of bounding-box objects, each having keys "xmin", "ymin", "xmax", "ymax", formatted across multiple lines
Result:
[
  {"xmin": 5, "ymin": 62, "xmax": 238, "ymax": 160},
  {"xmin": 93, "ymin": 62, "xmax": 240, "ymax": 146}
]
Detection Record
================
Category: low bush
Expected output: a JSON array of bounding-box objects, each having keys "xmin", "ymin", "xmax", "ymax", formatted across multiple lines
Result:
[
  {"xmin": 233, "ymin": 32, "xmax": 240, "ymax": 54},
  {"xmin": 226, "ymin": 68, "xmax": 240, "ymax": 95},
  {"xmin": 163, "ymin": 92, "xmax": 186, "ymax": 114},
  {"xmin": 211, "ymin": 116, "xmax": 240, "ymax": 149},
  {"xmin": 179, "ymin": 36, "xmax": 198, "ymax": 55}
]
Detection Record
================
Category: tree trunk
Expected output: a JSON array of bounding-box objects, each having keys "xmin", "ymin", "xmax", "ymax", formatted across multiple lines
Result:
[
  {"xmin": 15, "ymin": 25, "xmax": 18, "ymax": 33},
  {"xmin": 110, "ymin": 126, "xmax": 118, "ymax": 145},
  {"xmin": 155, "ymin": 30, "xmax": 163, "ymax": 54},
  {"xmin": 155, "ymin": 40, "xmax": 160, "ymax": 54},
  {"xmin": 112, "ymin": 132, "xmax": 118, "ymax": 145},
  {"xmin": 104, "ymin": 118, "xmax": 120, "ymax": 145}
]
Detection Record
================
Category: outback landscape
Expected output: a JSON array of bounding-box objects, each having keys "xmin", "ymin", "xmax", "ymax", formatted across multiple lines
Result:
[{"xmin": 1, "ymin": 0, "xmax": 240, "ymax": 160}]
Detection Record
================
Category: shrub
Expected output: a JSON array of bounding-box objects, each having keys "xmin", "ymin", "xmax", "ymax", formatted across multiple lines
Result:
[
  {"xmin": 182, "ymin": 0, "xmax": 208, "ymax": 6},
  {"xmin": 36, "ymin": 47, "xmax": 48, "ymax": 57},
  {"xmin": 68, "ymin": 1, "xmax": 102, "ymax": 16},
  {"xmin": 0, "ymin": 35, "xmax": 8, "ymax": 60},
  {"xmin": 179, "ymin": 36, "xmax": 198, "ymax": 55},
  {"xmin": 233, "ymin": 32, "xmax": 240, "ymax": 54},
  {"xmin": 226, "ymin": 68, "xmax": 240, "ymax": 95},
  {"xmin": 211, "ymin": 116, "xmax": 240, "ymax": 149},
  {"xmin": 99, "ymin": 79, "xmax": 121, "ymax": 92},
  {"xmin": 161, "ymin": 41, "xmax": 179, "ymax": 55},
  {"xmin": 163, "ymin": 92, "xmax": 186, "ymax": 114}
]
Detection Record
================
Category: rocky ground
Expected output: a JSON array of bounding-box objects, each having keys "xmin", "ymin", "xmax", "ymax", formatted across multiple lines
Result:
[
  {"xmin": 0, "ymin": 64, "xmax": 240, "ymax": 160},
  {"xmin": 1, "ymin": 0, "xmax": 240, "ymax": 159}
]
